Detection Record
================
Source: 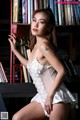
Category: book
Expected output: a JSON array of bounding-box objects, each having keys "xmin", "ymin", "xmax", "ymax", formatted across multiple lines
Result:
[
  {"xmin": 66, "ymin": 0, "xmax": 72, "ymax": 25},
  {"xmin": 22, "ymin": 0, "xmax": 28, "ymax": 23},
  {"xmin": 38, "ymin": 0, "xmax": 44, "ymax": 9},
  {"xmin": 70, "ymin": 4, "xmax": 75, "ymax": 25},
  {"xmin": 44, "ymin": 0, "xmax": 49, "ymax": 8},
  {"xmin": 34, "ymin": 0, "xmax": 39, "ymax": 10},
  {"xmin": 27, "ymin": 49, "xmax": 31, "ymax": 60},
  {"xmin": 54, "ymin": 0, "xmax": 59, "ymax": 25},
  {"xmin": 12, "ymin": 0, "xmax": 18, "ymax": 22},
  {"xmin": 12, "ymin": 0, "xmax": 22, "ymax": 23},
  {"xmin": 57, "ymin": 0, "xmax": 63, "ymax": 25},
  {"xmin": 27, "ymin": 0, "xmax": 31, "ymax": 24},
  {"xmin": 73, "ymin": 4, "xmax": 80, "ymax": 25},
  {"xmin": 50, "ymin": 0, "xmax": 55, "ymax": 14},
  {"xmin": 64, "ymin": 0, "xmax": 68, "ymax": 25},
  {"xmin": 0, "ymin": 62, "xmax": 8, "ymax": 83},
  {"xmin": 18, "ymin": 0, "xmax": 22, "ymax": 23},
  {"xmin": 30, "ymin": 0, "xmax": 34, "ymax": 22}
]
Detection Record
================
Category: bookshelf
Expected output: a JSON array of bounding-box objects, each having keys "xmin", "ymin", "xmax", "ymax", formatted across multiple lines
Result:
[{"xmin": 10, "ymin": 0, "xmax": 80, "ymax": 83}]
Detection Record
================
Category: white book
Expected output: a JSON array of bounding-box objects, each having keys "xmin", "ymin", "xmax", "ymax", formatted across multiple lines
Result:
[
  {"xmin": 66, "ymin": 0, "xmax": 72, "ymax": 25},
  {"xmin": 70, "ymin": 4, "xmax": 75, "ymax": 25},
  {"xmin": 28, "ymin": 0, "xmax": 31, "ymax": 24},
  {"xmin": 0, "ymin": 62, "xmax": 8, "ymax": 83},
  {"xmin": 34, "ymin": 0, "xmax": 39, "ymax": 10},
  {"xmin": 30, "ymin": 0, "xmax": 34, "ymax": 22},
  {"xmin": 57, "ymin": 0, "xmax": 62, "ymax": 25}
]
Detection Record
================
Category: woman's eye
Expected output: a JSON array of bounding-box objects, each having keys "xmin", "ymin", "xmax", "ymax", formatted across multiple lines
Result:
[
  {"xmin": 40, "ymin": 21, "xmax": 45, "ymax": 24},
  {"xmin": 32, "ymin": 18, "xmax": 36, "ymax": 22},
  {"xmin": 39, "ymin": 21, "xmax": 46, "ymax": 24}
]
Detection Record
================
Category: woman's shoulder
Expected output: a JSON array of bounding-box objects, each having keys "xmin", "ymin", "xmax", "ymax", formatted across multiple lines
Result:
[
  {"xmin": 40, "ymin": 39, "xmax": 55, "ymax": 52},
  {"xmin": 39, "ymin": 40, "xmax": 50, "ymax": 50}
]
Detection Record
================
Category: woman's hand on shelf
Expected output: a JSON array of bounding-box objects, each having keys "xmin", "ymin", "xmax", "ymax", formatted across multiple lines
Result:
[{"xmin": 8, "ymin": 33, "xmax": 17, "ymax": 52}]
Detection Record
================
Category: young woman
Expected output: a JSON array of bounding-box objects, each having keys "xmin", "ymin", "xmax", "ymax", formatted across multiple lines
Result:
[{"xmin": 8, "ymin": 8, "xmax": 76, "ymax": 120}]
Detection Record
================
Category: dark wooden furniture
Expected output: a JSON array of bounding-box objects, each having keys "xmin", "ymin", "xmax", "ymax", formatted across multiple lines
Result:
[{"xmin": 0, "ymin": 83, "xmax": 37, "ymax": 98}]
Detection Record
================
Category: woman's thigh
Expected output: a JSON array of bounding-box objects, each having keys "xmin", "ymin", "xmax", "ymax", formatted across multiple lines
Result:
[
  {"xmin": 49, "ymin": 103, "xmax": 71, "ymax": 120},
  {"xmin": 12, "ymin": 101, "xmax": 46, "ymax": 120}
]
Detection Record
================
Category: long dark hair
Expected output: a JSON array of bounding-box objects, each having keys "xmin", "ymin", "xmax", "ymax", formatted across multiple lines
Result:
[{"xmin": 29, "ymin": 7, "xmax": 57, "ymax": 51}]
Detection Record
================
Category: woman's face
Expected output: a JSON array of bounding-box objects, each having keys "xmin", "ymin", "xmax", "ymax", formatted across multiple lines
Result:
[{"xmin": 31, "ymin": 12, "xmax": 48, "ymax": 37}]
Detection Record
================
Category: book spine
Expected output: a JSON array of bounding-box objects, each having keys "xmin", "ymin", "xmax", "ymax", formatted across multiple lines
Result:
[
  {"xmin": 34, "ymin": 0, "xmax": 39, "ymax": 10},
  {"xmin": 12, "ymin": 0, "xmax": 18, "ymax": 23},
  {"xmin": 73, "ymin": 4, "xmax": 80, "ymax": 25},
  {"xmin": 18, "ymin": 0, "xmax": 22, "ymax": 23},
  {"xmin": 70, "ymin": 4, "xmax": 75, "ymax": 25},
  {"xmin": 39, "ymin": 0, "xmax": 44, "ymax": 9},
  {"xmin": 22, "ymin": 0, "xmax": 28, "ymax": 23},
  {"xmin": 30, "ymin": 0, "xmax": 34, "ymax": 22},
  {"xmin": 66, "ymin": 0, "xmax": 72, "ymax": 25},
  {"xmin": 54, "ymin": 1, "xmax": 59, "ymax": 25},
  {"xmin": 57, "ymin": 0, "xmax": 63, "ymax": 25},
  {"xmin": 50, "ymin": 0, "xmax": 55, "ymax": 14},
  {"xmin": 64, "ymin": 0, "xmax": 68, "ymax": 25},
  {"xmin": 27, "ymin": 0, "xmax": 31, "ymax": 24}
]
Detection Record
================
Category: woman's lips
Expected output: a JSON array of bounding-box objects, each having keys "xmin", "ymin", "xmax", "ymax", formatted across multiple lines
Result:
[{"xmin": 33, "ymin": 28, "xmax": 38, "ymax": 32}]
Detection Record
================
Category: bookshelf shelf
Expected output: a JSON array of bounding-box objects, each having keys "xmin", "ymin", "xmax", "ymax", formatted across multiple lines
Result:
[
  {"xmin": 12, "ymin": 23, "xmax": 30, "ymax": 26},
  {"xmin": 0, "ymin": 83, "xmax": 37, "ymax": 98}
]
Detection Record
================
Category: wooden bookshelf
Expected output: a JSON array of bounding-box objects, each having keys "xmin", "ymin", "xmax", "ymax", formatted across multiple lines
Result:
[{"xmin": 10, "ymin": 0, "xmax": 80, "ymax": 83}]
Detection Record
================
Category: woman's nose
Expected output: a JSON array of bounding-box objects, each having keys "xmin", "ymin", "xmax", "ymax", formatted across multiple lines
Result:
[{"xmin": 34, "ymin": 22, "xmax": 39, "ymax": 27}]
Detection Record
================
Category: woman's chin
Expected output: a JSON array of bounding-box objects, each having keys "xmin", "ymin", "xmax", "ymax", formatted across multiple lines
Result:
[{"xmin": 32, "ymin": 32, "xmax": 38, "ymax": 36}]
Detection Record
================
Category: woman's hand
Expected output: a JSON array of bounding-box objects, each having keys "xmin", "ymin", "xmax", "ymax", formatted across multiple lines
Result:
[
  {"xmin": 44, "ymin": 95, "xmax": 53, "ymax": 114},
  {"xmin": 8, "ymin": 34, "xmax": 16, "ymax": 52}
]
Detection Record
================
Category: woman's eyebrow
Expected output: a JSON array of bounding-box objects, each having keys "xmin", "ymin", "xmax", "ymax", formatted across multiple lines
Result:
[{"xmin": 33, "ymin": 17, "xmax": 47, "ymax": 23}]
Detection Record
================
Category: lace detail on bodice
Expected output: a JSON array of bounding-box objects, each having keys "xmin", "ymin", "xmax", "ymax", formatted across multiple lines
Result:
[{"xmin": 27, "ymin": 58, "xmax": 48, "ymax": 100}]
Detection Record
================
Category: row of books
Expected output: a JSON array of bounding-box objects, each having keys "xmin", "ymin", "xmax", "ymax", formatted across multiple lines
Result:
[
  {"xmin": 12, "ymin": 38, "xmax": 31, "ymax": 83},
  {"xmin": 12, "ymin": 0, "xmax": 49, "ymax": 24},
  {"xmin": 55, "ymin": 0, "xmax": 80, "ymax": 25},
  {"xmin": 20, "ymin": 39, "xmax": 32, "ymax": 83},
  {"xmin": 12, "ymin": 0, "xmax": 80, "ymax": 25}
]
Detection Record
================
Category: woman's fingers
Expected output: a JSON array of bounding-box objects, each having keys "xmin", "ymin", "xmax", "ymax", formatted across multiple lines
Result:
[
  {"xmin": 44, "ymin": 105, "xmax": 52, "ymax": 114},
  {"xmin": 8, "ymin": 34, "xmax": 16, "ymax": 43},
  {"xmin": 11, "ymin": 33, "xmax": 16, "ymax": 39}
]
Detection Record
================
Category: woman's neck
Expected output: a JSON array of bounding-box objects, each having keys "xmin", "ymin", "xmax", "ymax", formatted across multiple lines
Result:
[{"xmin": 35, "ymin": 36, "xmax": 43, "ymax": 46}]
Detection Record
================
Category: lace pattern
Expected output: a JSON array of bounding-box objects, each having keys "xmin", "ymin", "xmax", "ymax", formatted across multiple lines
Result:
[{"xmin": 27, "ymin": 59, "xmax": 47, "ymax": 100}]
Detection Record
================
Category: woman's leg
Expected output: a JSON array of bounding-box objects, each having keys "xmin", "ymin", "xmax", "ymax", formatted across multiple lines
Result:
[
  {"xmin": 12, "ymin": 101, "xmax": 46, "ymax": 120},
  {"xmin": 49, "ymin": 103, "xmax": 71, "ymax": 120}
]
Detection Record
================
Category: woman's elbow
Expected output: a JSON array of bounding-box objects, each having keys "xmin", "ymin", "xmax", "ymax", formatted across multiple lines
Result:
[
  {"xmin": 61, "ymin": 66, "xmax": 66, "ymax": 77},
  {"xmin": 58, "ymin": 65, "xmax": 66, "ymax": 77}
]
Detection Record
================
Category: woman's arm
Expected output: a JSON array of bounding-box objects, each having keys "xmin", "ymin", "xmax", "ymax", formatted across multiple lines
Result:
[
  {"xmin": 8, "ymin": 34, "xmax": 28, "ymax": 67},
  {"xmin": 40, "ymin": 42, "xmax": 66, "ymax": 97},
  {"xmin": 40, "ymin": 42, "xmax": 66, "ymax": 114}
]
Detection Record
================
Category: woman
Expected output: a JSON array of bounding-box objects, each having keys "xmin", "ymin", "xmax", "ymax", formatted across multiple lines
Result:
[{"xmin": 8, "ymin": 8, "xmax": 76, "ymax": 120}]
